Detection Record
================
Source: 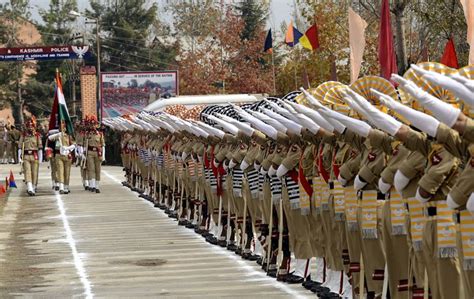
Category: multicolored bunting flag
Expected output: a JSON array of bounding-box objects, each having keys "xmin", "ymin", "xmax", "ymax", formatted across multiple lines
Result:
[
  {"xmin": 299, "ymin": 24, "xmax": 319, "ymax": 51},
  {"xmin": 9, "ymin": 170, "xmax": 17, "ymax": 188},
  {"xmin": 49, "ymin": 72, "xmax": 74, "ymax": 135},
  {"xmin": 263, "ymin": 29, "xmax": 273, "ymax": 53},
  {"xmin": 285, "ymin": 21, "xmax": 303, "ymax": 47},
  {"xmin": 440, "ymin": 37, "xmax": 459, "ymax": 68}
]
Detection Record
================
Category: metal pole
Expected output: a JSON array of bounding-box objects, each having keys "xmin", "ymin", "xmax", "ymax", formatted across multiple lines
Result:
[
  {"xmin": 96, "ymin": 18, "xmax": 101, "ymax": 121},
  {"xmin": 271, "ymin": 50, "xmax": 276, "ymax": 95}
]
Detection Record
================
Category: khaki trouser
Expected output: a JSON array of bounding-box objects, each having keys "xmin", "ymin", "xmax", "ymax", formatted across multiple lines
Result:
[
  {"xmin": 260, "ymin": 180, "xmax": 272, "ymax": 225},
  {"xmin": 381, "ymin": 201, "xmax": 410, "ymax": 299},
  {"xmin": 422, "ymin": 218, "xmax": 462, "ymax": 299},
  {"xmin": 50, "ymin": 156, "xmax": 57, "ymax": 183},
  {"xmin": 281, "ymin": 186, "xmax": 313, "ymax": 259},
  {"xmin": 56, "ymin": 155, "xmax": 72, "ymax": 185},
  {"xmin": 6, "ymin": 141, "xmax": 12, "ymax": 161},
  {"xmin": 357, "ymin": 200, "xmax": 385, "ymax": 294},
  {"xmin": 328, "ymin": 194, "xmax": 346, "ymax": 271},
  {"xmin": 11, "ymin": 142, "xmax": 18, "ymax": 163},
  {"xmin": 23, "ymin": 154, "xmax": 38, "ymax": 185},
  {"xmin": 0, "ymin": 140, "xmax": 6, "ymax": 160},
  {"xmin": 86, "ymin": 151, "xmax": 101, "ymax": 181}
]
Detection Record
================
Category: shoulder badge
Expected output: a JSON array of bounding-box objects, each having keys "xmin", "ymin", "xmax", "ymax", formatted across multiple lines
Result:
[
  {"xmin": 431, "ymin": 153, "xmax": 442, "ymax": 165},
  {"xmin": 368, "ymin": 152, "xmax": 376, "ymax": 162}
]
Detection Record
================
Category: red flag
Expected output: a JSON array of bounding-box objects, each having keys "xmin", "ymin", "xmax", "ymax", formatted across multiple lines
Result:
[
  {"xmin": 440, "ymin": 38, "xmax": 459, "ymax": 68},
  {"xmin": 378, "ymin": 0, "xmax": 398, "ymax": 81}
]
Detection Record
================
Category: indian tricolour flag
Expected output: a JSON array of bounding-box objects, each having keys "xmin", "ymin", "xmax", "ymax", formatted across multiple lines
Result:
[{"xmin": 49, "ymin": 72, "xmax": 74, "ymax": 135}]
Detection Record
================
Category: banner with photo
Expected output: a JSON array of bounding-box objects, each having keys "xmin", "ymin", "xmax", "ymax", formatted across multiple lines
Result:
[{"xmin": 101, "ymin": 71, "xmax": 178, "ymax": 118}]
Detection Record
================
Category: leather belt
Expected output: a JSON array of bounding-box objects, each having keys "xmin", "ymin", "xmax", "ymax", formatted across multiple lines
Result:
[{"xmin": 25, "ymin": 150, "xmax": 38, "ymax": 155}]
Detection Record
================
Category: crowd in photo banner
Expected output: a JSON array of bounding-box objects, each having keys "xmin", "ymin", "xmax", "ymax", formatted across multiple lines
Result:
[{"xmin": 102, "ymin": 63, "xmax": 474, "ymax": 299}]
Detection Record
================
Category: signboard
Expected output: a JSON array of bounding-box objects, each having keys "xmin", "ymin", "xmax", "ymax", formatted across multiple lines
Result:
[
  {"xmin": 0, "ymin": 45, "xmax": 91, "ymax": 61},
  {"xmin": 101, "ymin": 71, "xmax": 178, "ymax": 118}
]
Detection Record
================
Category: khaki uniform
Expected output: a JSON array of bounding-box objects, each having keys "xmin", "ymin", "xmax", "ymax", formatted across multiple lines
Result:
[
  {"xmin": 8, "ymin": 128, "xmax": 20, "ymax": 164},
  {"xmin": 0, "ymin": 127, "xmax": 7, "ymax": 162},
  {"xmin": 86, "ymin": 130, "xmax": 105, "ymax": 181},
  {"xmin": 19, "ymin": 133, "xmax": 42, "ymax": 185},
  {"xmin": 403, "ymin": 128, "xmax": 462, "ymax": 299},
  {"xmin": 54, "ymin": 133, "xmax": 74, "ymax": 186}
]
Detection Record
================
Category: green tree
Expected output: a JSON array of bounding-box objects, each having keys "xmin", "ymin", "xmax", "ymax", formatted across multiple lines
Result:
[
  {"xmin": 88, "ymin": 0, "xmax": 170, "ymax": 72},
  {"xmin": 0, "ymin": 0, "xmax": 31, "ymax": 124},
  {"xmin": 234, "ymin": 0, "xmax": 268, "ymax": 40}
]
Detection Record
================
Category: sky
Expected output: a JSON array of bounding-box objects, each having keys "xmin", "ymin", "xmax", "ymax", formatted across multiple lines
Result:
[{"xmin": 4, "ymin": 0, "xmax": 294, "ymax": 32}]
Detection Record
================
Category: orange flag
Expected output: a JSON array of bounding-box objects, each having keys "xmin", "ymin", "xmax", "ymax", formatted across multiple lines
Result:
[{"xmin": 349, "ymin": 8, "xmax": 367, "ymax": 83}]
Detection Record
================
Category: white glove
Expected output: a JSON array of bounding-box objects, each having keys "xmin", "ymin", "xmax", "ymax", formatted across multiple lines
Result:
[
  {"xmin": 319, "ymin": 107, "xmax": 371, "ymax": 137},
  {"xmin": 392, "ymin": 73, "xmax": 461, "ymax": 128},
  {"xmin": 229, "ymin": 159, "xmax": 237, "ymax": 169},
  {"xmin": 101, "ymin": 146, "xmax": 105, "ymax": 162},
  {"xmin": 371, "ymin": 88, "xmax": 439, "ymax": 137},
  {"xmin": 48, "ymin": 132, "xmax": 61, "ymax": 141},
  {"xmin": 409, "ymin": 64, "xmax": 474, "ymax": 107},
  {"xmin": 294, "ymin": 113, "xmax": 320, "ymax": 134},
  {"xmin": 288, "ymin": 101, "xmax": 335, "ymax": 132},
  {"xmin": 346, "ymin": 89, "xmax": 402, "ymax": 136}
]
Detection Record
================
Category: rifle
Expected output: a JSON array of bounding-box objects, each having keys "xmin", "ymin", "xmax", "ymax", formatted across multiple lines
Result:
[
  {"xmin": 81, "ymin": 135, "xmax": 88, "ymax": 170},
  {"xmin": 19, "ymin": 140, "xmax": 24, "ymax": 175}
]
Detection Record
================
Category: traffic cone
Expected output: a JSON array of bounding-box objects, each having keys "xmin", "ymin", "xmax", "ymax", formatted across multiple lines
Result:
[
  {"xmin": 0, "ymin": 183, "xmax": 5, "ymax": 195},
  {"xmin": 9, "ymin": 171, "xmax": 17, "ymax": 188}
]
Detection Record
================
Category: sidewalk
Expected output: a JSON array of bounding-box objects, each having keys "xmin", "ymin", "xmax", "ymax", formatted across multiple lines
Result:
[{"xmin": 0, "ymin": 164, "xmax": 311, "ymax": 298}]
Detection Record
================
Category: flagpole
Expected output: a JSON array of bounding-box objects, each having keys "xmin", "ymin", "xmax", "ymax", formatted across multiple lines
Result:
[
  {"xmin": 271, "ymin": 49, "xmax": 276, "ymax": 95},
  {"xmin": 293, "ymin": 49, "xmax": 298, "ymax": 90}
]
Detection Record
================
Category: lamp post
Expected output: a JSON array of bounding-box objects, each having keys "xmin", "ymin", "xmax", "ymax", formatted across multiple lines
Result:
[{"xmin": 69, "ymin": 10, "xmax": 101, "ymax": 121}]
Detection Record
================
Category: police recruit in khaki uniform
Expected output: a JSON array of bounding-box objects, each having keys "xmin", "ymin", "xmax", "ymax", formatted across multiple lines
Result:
[
  {"xmin": 48, "ymin": 121, "xmax": 76, "ymax": 194},
  {"xmin": 0, "ymin": 120, "xmax": 7, "ymax": 164},
  {"xmin": 18, "ymin": 117, "xmax": 43, "ymax": 196},
  {"xmin": 84, "ymin": 116, "xmax": 105, "ymax": 193},
  {"xmin": 102, "ymin": 63, "xmax": 474, "ymax": 299},
  {"xmin": 8, "ymin": 124, "xmax": 21, "ymax": 164}
]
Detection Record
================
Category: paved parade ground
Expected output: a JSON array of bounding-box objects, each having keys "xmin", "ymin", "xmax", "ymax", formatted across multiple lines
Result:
[{"xmin": 0, "ymin": 165, "xmax": 311, "ymax": 298}]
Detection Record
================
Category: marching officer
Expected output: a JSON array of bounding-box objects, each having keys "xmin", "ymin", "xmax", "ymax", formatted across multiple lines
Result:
[
  {"xmin": 18, "ymin": 117, "xmax": 43, "ymax": 196},
  {"xmin": 0, "ymin": 120, "xmax": 7, "ymax": 164},
  {"xmin": 85, "ymin": 115, "xmax": 105, "ymax": 193},
  {"xmin": 49, "ymin": 120, "xmax": 75, "ymax": 194},
  {"xmin": 8, "ymin": 124, "xmax": 21, "ymax": 164}
]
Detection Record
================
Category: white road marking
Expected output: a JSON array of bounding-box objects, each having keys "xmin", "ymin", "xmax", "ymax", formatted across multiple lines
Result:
[{"xmin": 56, "ymin": 193, "xmax": 94, "ymax": 299}]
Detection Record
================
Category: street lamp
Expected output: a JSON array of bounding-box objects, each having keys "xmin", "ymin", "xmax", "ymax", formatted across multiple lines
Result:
[{"xmin": 69, "ymin": 10, "xmax": 102, "ymax": 121}]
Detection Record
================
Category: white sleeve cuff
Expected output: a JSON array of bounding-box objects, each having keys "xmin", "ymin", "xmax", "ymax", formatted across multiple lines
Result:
[
  {"xmin": 378, "ymin": 178, "xmax": 392, "ymax": 194},
  {"xmin": 394, "ymin": 170, "xmax": 410, "ymax": 194},
  {"xmin": 354, "ymin": 175, "xmax": 367, "ymax": 191},
  {"xmin": 337, "ymin": 174, "xmax": 347, "ymax": 186},
  {"xmin": 415, "ymin": 187, "xmax": 431, "ymax": 203},
  {"xmin": 446, "ymin": 194, "xmax": 461, "ymax": 210},
  {"xmin": 276, "ymin": 164, "xmax": 289, "ymax": 178},
  {"xmin": 268, "ymin": 165, "xmax": 277, "ymax": 176},
  {"xmin": 467, "ymin": 193, "xmax": 474, "ymax": 214}
]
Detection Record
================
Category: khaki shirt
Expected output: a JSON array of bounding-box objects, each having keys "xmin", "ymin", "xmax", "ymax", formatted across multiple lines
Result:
[
  {"xmin": 404, "ymin": 129, "xmax": 460, "ymax": 200},
  {"xmin": 86, "ymin": 131, "xmax": 105, "ymax": 148},
  {"xmin": 19, "ymin": 133, "xmax": 42, "ymax": 151}
]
